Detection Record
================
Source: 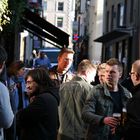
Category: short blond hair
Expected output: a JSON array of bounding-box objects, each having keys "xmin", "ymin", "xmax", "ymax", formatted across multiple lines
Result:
[{"xmin": 77, "ymin": 59, "xmax": 96, "ymax": 73}]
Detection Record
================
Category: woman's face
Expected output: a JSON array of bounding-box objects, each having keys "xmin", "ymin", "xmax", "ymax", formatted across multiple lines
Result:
[
  {"xmin": 26, "ymin": 76, "xmax": 38, "ymax": 97},
  {"xmin": 17, "ymin": 67, "xmax": 25, "ymax": 77}
]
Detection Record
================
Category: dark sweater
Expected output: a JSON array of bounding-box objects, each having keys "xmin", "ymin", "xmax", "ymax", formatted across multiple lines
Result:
[{"xmin": 16, "ymin": 92, "xmax": 58, "ymax": 140}]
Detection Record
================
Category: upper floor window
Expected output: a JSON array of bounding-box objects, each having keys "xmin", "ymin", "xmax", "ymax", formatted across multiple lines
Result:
[
  {"xmin": 130, "ymin": 0, "xmax": 134, "ymax": 23},
  {"xmin": 43, "ymin": 1, "xmax": 47, "ymax": 11},
  {"xmin": 58, "ymin": 2, "xmax": 64, "ymax": 11},
  {"xmin": 57, "ymin": 17, "xmax": 63, "ymax": 27},
  {"xmin": 111, "ymin": 5, "xmax": 115, "ymax": 30},
  {"xmin": 106, "ymin": 11, "xmax": 109, "ymax": 32},
  {"xmin": 117, "ymin": 3, "xmax": 125, "ymax": 27}
]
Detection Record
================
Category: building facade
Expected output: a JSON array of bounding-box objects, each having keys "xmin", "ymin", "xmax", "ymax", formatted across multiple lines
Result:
[
  {"xmin": 74, "ymin": 0, "xmax": 104, "ymax": 67},
  {"xmin": 95, "ymin": 0, "xmax": 140, "ymax": 78},
  {"xmin": 42, "ymin": 0, "xmax": 75, "ymax": 48}
]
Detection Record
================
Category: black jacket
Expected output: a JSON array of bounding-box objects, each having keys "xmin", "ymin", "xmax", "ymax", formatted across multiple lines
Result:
[
  {"xmin": 124, "ymin": 84, "xmax": 140, "ymax": 139},
  {"xmin": 16, "ymin": 92, "xmax": 58, "ymax": 140}
]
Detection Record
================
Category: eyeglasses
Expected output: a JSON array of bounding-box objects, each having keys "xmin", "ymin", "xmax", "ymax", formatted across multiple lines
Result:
[
  {"xmin": 129, "ymin": 72, "xmax": 136, "ymax": 76},
  {"xmin": 64, "ymin": 58, "xmax": 73, "ymax": 62},
  {"xmin": 26, "ymin": 80, "xmax": 34, "ymax": 85}
]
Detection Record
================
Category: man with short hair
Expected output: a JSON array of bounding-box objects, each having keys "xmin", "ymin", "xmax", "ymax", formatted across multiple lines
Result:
[
  {"xmin": 58, "ymin": 59, "xmax": 97, "ymax": 140},
  {"xmin": 49, "ymin": 48, "xmax": 75, "ymax": 88},
  {"xmin": 97, "ymin": 63, "xmax": 106, "ymax": 84},
  {"xmin": 124, "ymin": 59, "xmax": 140, "ymax": 140},
  {"xmin": 82, "ymin": 58, "xmax": 132, "ymax": 140},
  {"xmin": 0, "ymin": 47, "xmax": 14, "ymax": 140}
]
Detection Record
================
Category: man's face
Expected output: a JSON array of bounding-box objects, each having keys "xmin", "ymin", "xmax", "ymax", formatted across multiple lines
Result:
[
  {"xmin": 130, "ymin": 67, "xmax": 137, "ymax": 86},
  {"xmin": 26, "ymin": 76, "xmax": 38, "ymax": 98},
  {"xmin": 105, "ymin": 64, "xmax": 122, "ymax": 87},
  {"xmin": 98, "ymin": 70, "xmax": 106, "ymax": 84},
  {"xmin": 57, "ymin": 52, "xmax": 73, "ymax": 72}
]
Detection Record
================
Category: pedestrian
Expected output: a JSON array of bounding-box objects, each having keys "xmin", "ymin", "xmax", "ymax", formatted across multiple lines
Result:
[
  {"xmin": 16, "ymin": 68, "xmax": 59, "ymax": 140},
  {"xmin": 49, "ymin": 47, "xmax": 75, "ymax": 88},
  {"xmin": 6, "ymin": 60, "xmax": 29, "ymax": 140},
  {"xmin": 123, "ymin": 59, "xmax": 140, "ymax": 140},
  {"xmin": 7, "ymin": 60, "xmax": 29, "ymax": 110},
  {"xmin": 34, "ymin": 51, "xmax": 52, "ymax": 69},
  {"xmin": 58, "ymin": 59, "xmax": 97, "ymax": 140},
  {"xmin": 82, "ymin": 58, "xmax": 132, "ymax": 140},
  {"xmin": 97, "ymin": 62, "xmax": 106, "ymax": 84},
  {"xmin": 0, "ymin": 47, "xmax": 14, "ymax": 140}
]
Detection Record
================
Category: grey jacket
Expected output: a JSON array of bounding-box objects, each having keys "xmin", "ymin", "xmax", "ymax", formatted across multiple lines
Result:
[
  {"xmin": 58, "ymin": 76, "xmax": 93, "ymax": 139},
  {"xmin": 82, "ymin": 83, "xmax": 132, "ymax": 140},
  {"xmin": 0, "ymin": 82, "xmax": 14, "ymax": 140}
]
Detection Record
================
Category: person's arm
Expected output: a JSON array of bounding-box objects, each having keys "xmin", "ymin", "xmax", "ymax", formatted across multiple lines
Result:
[
  {"xmin": 0, "ymin": 82, "xmax": 14, "ymax": 128},
  {"xmin": 82, "ymin": 87, "xmax": 104, "ymax": 125}
]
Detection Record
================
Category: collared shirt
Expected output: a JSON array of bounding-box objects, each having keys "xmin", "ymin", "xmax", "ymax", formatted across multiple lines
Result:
[{"xmin": 49, "ymin": 65, "xmax": 74, "ymax": 88}]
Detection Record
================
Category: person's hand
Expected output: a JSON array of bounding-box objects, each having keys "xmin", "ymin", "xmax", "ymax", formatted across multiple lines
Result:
[
  {"xmin": 30, "ymin": 96, "xmax": 36, "ymax": 103},
  {"xmin": 103, "ymin": 116, "xmax": 120, "ymax": 134},
  {"xmin": 103, "ymin": 116, "xmax": 119, "ymax": 128}
]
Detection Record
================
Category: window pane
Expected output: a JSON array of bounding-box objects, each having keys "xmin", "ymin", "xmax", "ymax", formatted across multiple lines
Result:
[
  {"xmin": 57, "ymin": 17, "xmax": 63, "ymax": 27},
  {"xmin": 44, "ymin": 1, "xmax": 47, "ymax": 11},
  {"xmin": 58, "ymin": 2, "xmax": 64, "ymax": 11}
]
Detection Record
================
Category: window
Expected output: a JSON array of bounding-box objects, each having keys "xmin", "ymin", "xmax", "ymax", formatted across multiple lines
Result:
[
  {"xmin": 130, "ymin": 0, "xmax": 134, "ymax": 23},
  {"xmin": 111, "ymin": 5, "xmax": 115, "ymax": 30},
  {"xmin": 43, "ymin": 1, "xmax": 47, "ymax": 11},
  {"xmin": 106, "ymin": 11, "xmax": 109, "ymax": 32},
  {"xmin": 58, "ymin": 2, "xmax": 64, "ymax": 11},
  {"xmin": 57, "ymin": 17, "xmax": 63, "ymax": 27},
  {"xmin": 117, "ymin": 3, "xmax": 125, "ymax": 27}
]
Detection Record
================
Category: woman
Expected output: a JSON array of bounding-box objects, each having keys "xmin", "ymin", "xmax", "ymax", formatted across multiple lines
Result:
[
  {"xmin": 16, "ymin": 68, "xmax": 59, "ymax": 140},
  {"xmin": 6, "ymin": 60, "xmax": 28, "ymax": 140}
]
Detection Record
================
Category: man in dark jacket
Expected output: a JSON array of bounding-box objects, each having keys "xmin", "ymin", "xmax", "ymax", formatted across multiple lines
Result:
[
  {"xmin": 16, "ymin": 68, "xmax": 59, "ymax": 140},
  {"xmin": 124, "ymin": 59, "xmax": 140, "ymax": 140},
  {"xmin": 82, "ymin": 58, "xmax": 132, "ymax": 140},
  {"xmin": 49, "ymin": 48, "xmax": 75, "ymax": 88}
]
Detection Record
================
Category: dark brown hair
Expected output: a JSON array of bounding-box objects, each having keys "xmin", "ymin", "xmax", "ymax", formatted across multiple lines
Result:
[
  {"xmin": 25, "ymin": 68, "xmax": 54, "ymax": 94},
  {"xmin": 106, "ymin": 58, "xmax": 123, "ymax": 73},
  {"xmin": 58, "ymin": 48, "xmax": 74, "ymax": 58}
]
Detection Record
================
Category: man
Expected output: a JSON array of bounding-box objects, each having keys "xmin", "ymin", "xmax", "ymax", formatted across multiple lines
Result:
[
  {"xmin": 124, "ymin": 59, "xmax": 140, "ymax": 140},
  {"xmin": 16, "ymin": 68, "xmax": 59, "ymax": 140},
  {"xmin": 0, "ymin": 47, "xmax": 14, "ymax": 140},
  {"xmin": 97, "ymin": 63, "xmax": 106, "ymax": 84},
  {"xmin": 34, "ymin": 51, "xmax": 51, "ymax": 69},
  {"xmin": 49, "ymin": 48, "xmax": 75, "ymax": 88},
  {"xmin": 82, "ymin": 58, "xmax": 132, "ymax": 140},
  {"xmin": 58, "ymin": 59, "xmax": 97, "ymax": 140}
]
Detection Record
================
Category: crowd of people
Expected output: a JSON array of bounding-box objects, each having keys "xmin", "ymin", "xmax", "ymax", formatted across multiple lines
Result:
[{"xmin": 0, "ymin": 46, "xmax": 140, "ymax": 140}]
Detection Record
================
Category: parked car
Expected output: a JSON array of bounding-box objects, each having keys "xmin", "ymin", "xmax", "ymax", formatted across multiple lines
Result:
[{"xmin": 38, "ymin": 47, "xmax": 61, "ymax": 67}]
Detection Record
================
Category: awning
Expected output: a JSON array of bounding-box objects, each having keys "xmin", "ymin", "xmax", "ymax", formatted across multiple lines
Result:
[
  {"xmin": 94, "ymin": 30, "xmax": 132, "ymax": 43},
  {"xmin": 22, "ymin": 9, "xmax": 69, "ymax": 48}
]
